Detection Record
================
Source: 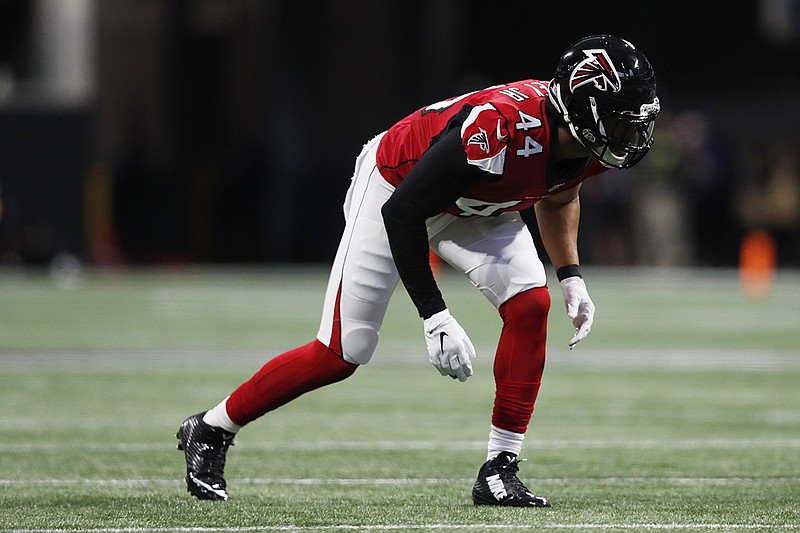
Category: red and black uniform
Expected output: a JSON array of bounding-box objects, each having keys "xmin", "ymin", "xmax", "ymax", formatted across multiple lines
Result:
[
  {"xmin": 222, "ymin": 80, "xmax": 605, "ymax": 441},
  {"xmin": 378, "ymin": 79, "xmax": 605, "ymax": 318}
]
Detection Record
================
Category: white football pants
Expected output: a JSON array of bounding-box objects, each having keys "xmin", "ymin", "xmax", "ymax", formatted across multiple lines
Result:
[{"xmin": 317, "ymin": 133, "xmax": 547, "ymax": 365}]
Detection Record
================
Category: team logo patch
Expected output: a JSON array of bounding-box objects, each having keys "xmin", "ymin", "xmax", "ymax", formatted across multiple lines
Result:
[
  {"xmin": 569, "ymin": 49, "xmax": 622, "ymax": 93},
  {"xmin": 467, "ymin": 127, "xmax": 491, "ymax": 154}
]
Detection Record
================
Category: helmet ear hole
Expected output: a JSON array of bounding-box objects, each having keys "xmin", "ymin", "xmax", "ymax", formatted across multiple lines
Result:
[{"xmin": 551, "ymin": 35, "xmax": 659, "ymax": 169}]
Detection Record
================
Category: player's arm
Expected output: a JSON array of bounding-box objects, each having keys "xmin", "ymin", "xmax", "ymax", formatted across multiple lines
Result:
[
  {"xmin": 381, "ymin": 127, "xmax": 486, "ymax": 318},
  {"xmin": 534, "ymin": 184, "xmax": 581, "ymax": 270},
  {"xmin": 381, "ymin": 127, "xmax": 488, "ymax": 381},
  {"xmin": 534, "ymin": 184, "xmax": 595, "ymax": 348}
]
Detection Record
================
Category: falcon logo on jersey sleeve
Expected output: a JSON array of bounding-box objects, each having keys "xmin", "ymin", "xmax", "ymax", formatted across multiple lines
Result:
[
  {"xmin": 460, "ymin": 104, "xmax": 509, "ymax": 175},
  {"xmin": 569, "ymin": 49, "xmax": 622, "ymax": 93},
  {"xmin": 467, "ymin": 128, "xmax": 491, "ymax": 154}
]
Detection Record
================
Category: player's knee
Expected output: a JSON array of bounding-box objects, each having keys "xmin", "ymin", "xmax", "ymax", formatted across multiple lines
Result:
[
  {"xmin": 500, "ymin": 286, "xmax": 551, "ymax": 328},
  {"xmin": 341, "ymin": 326, "xmax": 379, "ymax": 365}
]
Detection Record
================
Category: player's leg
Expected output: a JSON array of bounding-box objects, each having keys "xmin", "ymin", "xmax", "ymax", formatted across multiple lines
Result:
[
  {"xmin": 428, "ymin": 212, "xmax": 551, "ymax": 507},
  {"xmin": 178, "ymin": 135, "xmax": 398, "ymax": 500},
  {"xmin": 221, "ymin": 136, "xmax": 398, "ymax": 427},
  {"xmin": 316, "ymin": 135, "xmax": 400, "ymax": 367}
]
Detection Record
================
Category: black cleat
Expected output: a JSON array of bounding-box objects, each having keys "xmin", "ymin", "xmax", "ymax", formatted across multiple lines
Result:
[
  {"xmin": 472, "ymin": 452, "xmax": 550, "ymax": 507},
  {"xmin": 176, "ymin": 412, "xmax": 235, "ymax": 501}
]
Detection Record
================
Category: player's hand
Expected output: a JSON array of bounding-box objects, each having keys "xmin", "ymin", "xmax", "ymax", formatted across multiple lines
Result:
[
  {"xmin": 423, "ymin": 309, "xmax": 475, "ymax": 382},
  {"xmin": 560, "ymin": 276, "xmax": 595, "ymax": 348}
]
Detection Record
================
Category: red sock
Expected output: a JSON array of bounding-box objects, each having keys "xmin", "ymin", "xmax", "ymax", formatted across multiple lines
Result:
[
  {"xmin": 225, "ymin": 339, "xmax": 358, "ymax": 426},
  {"xmin": 492, "ymin": 287, "xmax": 550, "ymax": 434}
]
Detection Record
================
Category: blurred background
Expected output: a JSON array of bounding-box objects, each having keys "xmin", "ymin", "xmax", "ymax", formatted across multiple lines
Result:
[{"xmin": 0, "ymin": 0, "xmax": 798, "ymax": 270}]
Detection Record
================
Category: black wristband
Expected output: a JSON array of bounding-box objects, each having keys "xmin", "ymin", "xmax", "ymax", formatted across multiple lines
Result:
[{"xmin": 556, "ymin": 264, "xmax": 582, "ymax": 282}]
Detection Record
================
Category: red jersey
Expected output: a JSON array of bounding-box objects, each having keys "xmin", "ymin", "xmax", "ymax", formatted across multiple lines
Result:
[{"xmin": 376, "ymin": 79, "xmax": 607, "ymax": 216}]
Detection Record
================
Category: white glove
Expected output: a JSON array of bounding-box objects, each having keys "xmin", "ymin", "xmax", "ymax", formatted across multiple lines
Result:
[
  {"xmin": 423, "ymin": 309, "xmax": 475, "ymax": 382},
  {"xmin": 559, "ymin": 276, "xmax": 595, "ymax": 348}
]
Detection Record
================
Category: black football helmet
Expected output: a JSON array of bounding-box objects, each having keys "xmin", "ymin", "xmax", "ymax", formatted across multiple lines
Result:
[{"xmin": 548, "ymin": 35, "xmax": 660, "ymax": 169}]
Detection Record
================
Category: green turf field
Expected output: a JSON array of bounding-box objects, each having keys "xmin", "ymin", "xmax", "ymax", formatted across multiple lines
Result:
[{"xmin": 1, "ymin": 267, "xmax": 799, "ymax": 532}]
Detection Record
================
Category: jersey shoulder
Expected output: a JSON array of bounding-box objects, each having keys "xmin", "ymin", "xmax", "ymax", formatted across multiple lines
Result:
[{"xmin": 459, "ymin": 80, "xmax": 552, "ymax": 175}]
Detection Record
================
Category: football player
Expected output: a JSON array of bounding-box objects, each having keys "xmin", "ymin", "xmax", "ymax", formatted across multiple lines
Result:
[{"xmin": 177, "ymin": 35, "xmax": 659, "ymax": 506}]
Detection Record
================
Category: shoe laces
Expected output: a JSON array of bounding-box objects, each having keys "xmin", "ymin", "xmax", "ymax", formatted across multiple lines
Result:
[{"xmin": 494, "ymin": 456, "xmax": 530, "ymax": 493}]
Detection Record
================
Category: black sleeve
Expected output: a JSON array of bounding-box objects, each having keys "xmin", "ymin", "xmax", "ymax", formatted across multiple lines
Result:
[{"xmin": 381, "ymin": 127, "xmax": 490, "ymax": 318}]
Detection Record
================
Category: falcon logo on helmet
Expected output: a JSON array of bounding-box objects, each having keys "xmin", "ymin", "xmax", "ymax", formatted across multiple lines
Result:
[
  {"xmin": 549, "ymin": 35, "xmax": 659, "ymax": 169},
  {"xmin": 569, "ymin": 49, "xmax": 622, "ymax": 93}
]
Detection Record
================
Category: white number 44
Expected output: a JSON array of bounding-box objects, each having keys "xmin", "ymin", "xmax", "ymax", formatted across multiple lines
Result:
[{"xmin": 515, "ymin": 111, "xmax": 543, "ymax": 158}]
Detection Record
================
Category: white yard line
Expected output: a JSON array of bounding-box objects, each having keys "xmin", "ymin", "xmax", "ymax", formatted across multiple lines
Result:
[
  {"xmin": 1, "ymin": 347, "xmax": 799, "ymax": 370},
  {"xmin": 2, "ymin": 476, "xmax": 799, "ymax": 487},
  {"xmin": 3, "ymin": 523, "xmax": 800, "ymax": 532},
  {"xmin": 1, "ymin": 438, "xmax": 799, "ymax": 452}
]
